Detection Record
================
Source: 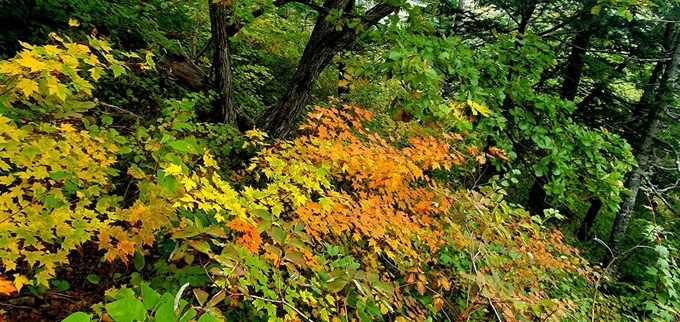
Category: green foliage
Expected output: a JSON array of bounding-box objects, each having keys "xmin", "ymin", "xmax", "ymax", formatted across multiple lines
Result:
[
  {"xmin": 0, "ymin": 0, "xmax": 194, "ymax": 57},
  {"xmin": 375, "ymin": 26, "xmax": 636, "ymax": 214}
]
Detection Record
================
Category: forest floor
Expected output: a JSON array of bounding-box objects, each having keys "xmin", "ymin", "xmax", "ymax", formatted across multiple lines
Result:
[{"xmin": 1, "ymin": 244, "xmax": 130, "ymax": 322}]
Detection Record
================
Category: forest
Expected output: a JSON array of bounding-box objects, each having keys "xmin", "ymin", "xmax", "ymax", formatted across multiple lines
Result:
[{"xmin": 0, "ymin": 0, "xmax": 678, "ymax": 320}]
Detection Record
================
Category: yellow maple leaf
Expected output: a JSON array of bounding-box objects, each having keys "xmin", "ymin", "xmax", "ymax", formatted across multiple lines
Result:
[
  {"xmin": 89, "ymin": 67, "xmax": 102, "ymax": 82},
  {"xmin": 16, "ymin": 51, "xmax": 46, "ymax": 73},
  {"xmin": 12, "ymin": 274, "xmax": 29, "ymax": 293},
  {"xmin": 164, "ymin": 163, "xmax": 183, "ymax": 176},
  {"xmin": 68, "ymin": 18, "xmax": 80, "ymax": 27},
  {"xmin": 16, "ymin": 78, "xmax": 39, "ymax": 97},
  {"xmin": 467, "ymin": 100, "xmax": 491, "ymax": 117}
]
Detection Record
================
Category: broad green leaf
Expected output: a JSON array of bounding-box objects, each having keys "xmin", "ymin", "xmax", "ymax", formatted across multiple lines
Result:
[
  {"xmin": 141, "ymin": 283, "xmax": 160, "ymax": 310},
  {"xmin": 105, "ymin": 298, "xmax": 146, "ymax": 322},
  {"xmin": 62, "ymin": 312, "xmax": 91, "ymax": 322}
]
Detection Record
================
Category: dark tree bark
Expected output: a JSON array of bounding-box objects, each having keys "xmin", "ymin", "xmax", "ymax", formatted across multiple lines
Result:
[
  {"xmin": 560, "ymin": 31, "xmax": 592, "ymax": 101},
  {"xmin": 209, "ymin": 1, "xmax": 256, "ymax": 131},
  {"xmin": 256, "ymin": 1, "xmax": 397, "ymax": 139},
  {"xmin": 607, "ymin": 28, "xmax": 680, "ymax": 267},
  {"xmin": 576, "ymin": 198, "xmax": 602, "ymax": 241},
  {"xmin": 209, "ymin": 1, "xmax": 239, "ymax": 126}
]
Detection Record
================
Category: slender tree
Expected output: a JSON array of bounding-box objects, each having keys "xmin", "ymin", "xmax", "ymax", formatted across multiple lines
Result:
[{"xmin": 607, "ymin": 23, "xmax": 680, "ymax": 265}]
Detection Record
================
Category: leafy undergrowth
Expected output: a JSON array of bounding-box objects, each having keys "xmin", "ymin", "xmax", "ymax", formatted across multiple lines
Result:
[{"xmin": 0, "ymin": 37, "xmax": 628, "ymax": 321}]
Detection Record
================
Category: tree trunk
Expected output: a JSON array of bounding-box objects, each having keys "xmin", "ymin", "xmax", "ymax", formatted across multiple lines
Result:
[
  {"xmin": 209, "ymin": 1, "xmax": 238, "ymax": 126},
  {"xmin": 560, "ymin": 31, "xmax": 592, "ymax": 101},
  {"xmin": 576, "ymin": 198, "xmax": 602, "ymax": 241},
  {"xmin": 454, "ymin": 0, "xmax": 466, "ymax": 29},
  {"xmin": 257, "ymin": 1, "xmax": 397, "ymax": 138},
  {"xmin": 607, "ymin": 28, "xmax": 680, "ymax": 267},
  {"xmin": 208, "ymin": 1, "xmax": 256, "ymax": 131}
]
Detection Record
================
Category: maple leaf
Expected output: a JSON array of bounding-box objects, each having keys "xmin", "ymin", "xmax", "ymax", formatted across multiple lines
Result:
[
  {"xmin": 163, "ymin": 163, "xmax": 183, "ymax": 176},
  {"xmin": 16, "ymin": 51, "xmax": 46, "ymax": 73},
  {"xmin": 16, "ymin": 78, "xmax": 39, "ymax": 97},
  {"xmin": 117, "ymin": 241, "xmax": 136, "ymax": 261},
  {"xmin": 0, "ymin": 276, "xmax": 17, "ymax": 296}
]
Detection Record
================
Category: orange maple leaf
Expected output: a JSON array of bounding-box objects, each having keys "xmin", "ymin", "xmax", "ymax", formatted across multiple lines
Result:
[{"xmin": 0, "ymin": 276, "xmax": 17, "ymax": 296}]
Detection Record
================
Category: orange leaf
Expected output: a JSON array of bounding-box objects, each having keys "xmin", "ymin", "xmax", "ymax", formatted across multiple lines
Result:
[{"xmin": 0, "ymin": 277, "xmax": 17, "ymax": 296}]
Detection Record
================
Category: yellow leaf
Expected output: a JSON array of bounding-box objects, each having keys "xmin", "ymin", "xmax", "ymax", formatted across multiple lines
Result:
[
  {"xmin": 44, "ymin": 45, "xmax": 61, "ymax": 56},
  {"xmin": 49, "ymin": 32, "xmax": 64, "ymax": 43},
  {"xmin": 12, "ymin": 274, "xmax": 30, "ymax": 293},
  {"xmin": 47, "ymin": 76, "xmax": 59, "ymax": 96},
  {"xmin": 467, "ymin": 100, "xmax": 490, "ymax": 117},
  {"xmin": 89, "ymin": 67, "xmax": 102, "ymax": 82},
  {"xmin": 16, "ymin": 51, "xmax": 46, "ymax": 73},
  {"xmin": 164, "ymin": 163, "xmax": 183, "ymax": 176},
  {"xmin": 19, "ymin": 41, "xmax": 34, "ymax": 50},
  {"xmin": 181, "ymin": 177, "xmax": 197, "ymax": 191},
  {"xmin": 69, "ymin": 18, "xmax": 80, "ymax": 27},
  {"xmin": 16, "ymin": 78, "xmax": 39, "ymax": 97},
  {"xmin": 203, "ymin": 152, "xmax": 218, "ymax": 168}
]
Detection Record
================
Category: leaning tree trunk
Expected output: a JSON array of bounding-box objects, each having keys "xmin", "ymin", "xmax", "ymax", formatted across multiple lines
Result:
[
  {"xmin": 209, "ymin": 1, "xmax": 239, "ymax": 126},
  {"xmin": 257, "ymin": 0, "xmax": 397, "ymax": 139},
  {"xmin": 607, "ymin": 28, "xmax": 680, "ymax": 267},
  {"xmin": 256, "ymin": 0, "xmax": 356, "ymax": 139}
]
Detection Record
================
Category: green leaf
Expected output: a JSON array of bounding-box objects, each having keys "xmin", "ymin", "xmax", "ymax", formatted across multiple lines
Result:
[
  {"xmin": 269, "ymin": 227, "xmax": 287, "ymax": 244},
  {"xmin": 110, "ymin": 64, "xmax": 126, "ymax": 78},
  {"xmin": 62, "ymin": 312, "xmax": 91, "ymax": 322},
  {"xmin": 105, "ymin": 298, "xmax": 146, "ymax": 322},
  {"xmin": 206, "ymin": 290, "xmax": 226, "ymax": 308},
  {"xmin": 86, "ymin": 274, "xmax": 100, "ymax": 284},
  {"xmin": 591, "ymin": 5, "xmax": 602, "ymax": 14},
  {"xmin": 251, "ymin": 209, "xmax": 271, "ymax": 221},
  {"xmin": 134, "ymin": 251, "xmax": 145, "ymax": 271},
  {"xmin": 51, "ymin": 279, "xmax": 70, "ymax": 291},
  {"xmin": 141, "ymin": 283, "xmax": 160, "ymax": 310},
  {"xmin": 101, "ymin": 115, "xmax": 113, "ymax": 125},
  {"xmin": 168, "ymin": 140, "xmax": 189, "ymax": 153},
  {"xmin": 155, "ymin": 301, "xmax": 175, "ymax": 321},
  {"xmin": 326, "ymin": 276, "xmax": 349, "ymax": 293},
  {"xmin": 188, "ymin": 240, "xmax": 211, "ymax": 254},
  {"xmin": 197, "ymin": 313, "xmax": 221, "ymax": 322},
  {"xmin": 284, "ymin": 251, "xmax": 306, "ymax": 267}
]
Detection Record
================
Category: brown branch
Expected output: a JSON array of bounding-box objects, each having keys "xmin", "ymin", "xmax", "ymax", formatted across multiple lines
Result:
[{"xmin": 98, "ymin": 101, "xmax": 142, "ymax": 119}]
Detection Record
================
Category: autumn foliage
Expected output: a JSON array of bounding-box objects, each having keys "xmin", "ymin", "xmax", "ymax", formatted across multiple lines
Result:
[{"xmin": 0, "ymin": 37, "xmax": 617, "ymax": 322}]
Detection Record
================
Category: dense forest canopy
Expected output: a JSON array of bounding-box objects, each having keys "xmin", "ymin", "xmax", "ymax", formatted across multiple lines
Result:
[{"xmin": 1, "ymin": 0, "xmax": 680, "ymax": 321}]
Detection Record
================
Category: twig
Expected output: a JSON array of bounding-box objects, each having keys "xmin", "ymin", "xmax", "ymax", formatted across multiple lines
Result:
[
  {"xmin": 488, "ymin": 298, "xmax": 502, "ymax": 322},
  {"xmin": 0, "ymin": 303, "xmax": 34, "ymax": 309},
  {"xmin": 98, "ymin": 101, "xmax": 141, "ymax": 119},
  {"xmin": 194, "ymin": 37, "xmax": 213, "ymax": 64}
]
